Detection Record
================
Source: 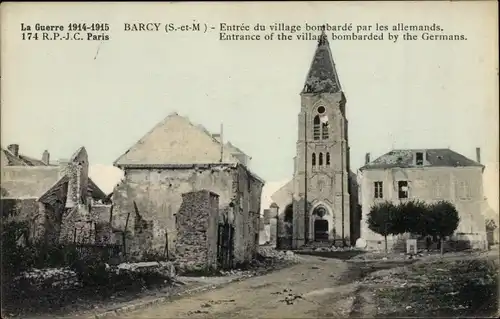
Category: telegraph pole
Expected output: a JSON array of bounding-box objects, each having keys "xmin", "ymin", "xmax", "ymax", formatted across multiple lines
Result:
[
  {"xmin": 304, "ymin": 113, "xmax": 309, "ymax": 245},
  {"xmin": 340, "ymin": 119, "xmax": 345, "ymax": 247},
  {"xmin": 219, "ymin": 123, "xmax": 224, "ymax": 162}
]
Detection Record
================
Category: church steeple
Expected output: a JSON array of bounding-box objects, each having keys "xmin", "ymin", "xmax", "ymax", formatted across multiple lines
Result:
[{"xmin": 302, "ymin": 29, "xmax": 342, "ymax": 94}]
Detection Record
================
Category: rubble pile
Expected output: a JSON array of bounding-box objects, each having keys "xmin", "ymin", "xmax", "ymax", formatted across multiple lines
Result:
[
  {"xmin": 116, "ymin": 261, "xmax": 176, "ymax": 278},
  {"xmin": 301, "ymin": 246, "xmax": 359, "ymax": 252},
  {"xmin": 219, "ymin": 269, "xmax": 257, "ymax": 277},
  {"xmin": 257, "ymin": 246, "xmax": 300, "ymax": 262},
  {"xmin": 350, "ymin": 251, "xmax": 420, "ymax": 262},
  {"xmin": 13, "ymin": 267, "xmax": 80, "ymax": 289}
]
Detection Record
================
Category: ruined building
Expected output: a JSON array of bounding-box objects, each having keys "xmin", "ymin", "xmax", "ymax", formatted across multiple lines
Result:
[
  {"xmin": 111, "ymin": 113, "xmax": 264, "ymax": 266},
  {"xmin": 358, "ymin": 148, "xmax": 489, "ymax": 250},
  {"xmin": 270, "ymin": 33, "xmax": 360, "ymax": 249},
  {"xmin": 1, "ymin": 144, "xmax": 109, "ymax": 245}
]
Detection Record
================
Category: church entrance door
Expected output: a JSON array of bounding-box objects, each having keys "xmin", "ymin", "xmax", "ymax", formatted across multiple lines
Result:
[{"xmin": 314, "ymin": 219, "xmax": 329, "ymax": 241}]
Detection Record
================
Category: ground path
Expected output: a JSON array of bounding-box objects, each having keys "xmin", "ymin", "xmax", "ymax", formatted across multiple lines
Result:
[{"xmin": 118, "ymin": 255, "xmax": 359, "ymax": 318}]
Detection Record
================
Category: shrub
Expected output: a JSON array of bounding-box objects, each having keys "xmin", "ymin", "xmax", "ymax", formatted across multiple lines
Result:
[
  {"xmin": 367, "ymin": 201, "xmax": 399, "ymax": 253},
  {"xmin": 396, "ymin": 200, "xmax": 431, "ymax": 235}
]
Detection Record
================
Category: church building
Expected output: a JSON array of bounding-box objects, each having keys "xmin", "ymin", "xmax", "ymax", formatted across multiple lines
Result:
[{"xmin": 270, "ymin": 32, "xmax": 359, "ymax": 249}]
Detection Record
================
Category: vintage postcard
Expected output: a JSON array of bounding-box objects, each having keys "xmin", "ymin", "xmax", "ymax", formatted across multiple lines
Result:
[{"xmin": 1, "ymin": 1, "xmax": 498, "ymax": 318}]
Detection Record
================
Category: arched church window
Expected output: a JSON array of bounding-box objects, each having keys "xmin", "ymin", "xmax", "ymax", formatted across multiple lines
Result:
[
  {"xmin": 326, "ymin": 152, "xmax": 331, "ymax": 165},
  {"xmin": 319, "ymin": 153, "xmax": 323, "ymax": 166},
  {"xmin": 313, "ymin": 116, "xmax": 320, "ymax": 140},
  {"xmin": 312, "ymin": 153, "xmax": 316, "ymax": 166}
]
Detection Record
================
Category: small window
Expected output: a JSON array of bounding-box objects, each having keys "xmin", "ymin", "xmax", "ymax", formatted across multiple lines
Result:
[
  {"xmin": 398, "ymin": 181, "xmax": 409, "ymax": 199},
  {"xmin": 319, "ymin": 153, "xmax": 323, "ymax": 166},
  {"xmin": 326, "ymin": 152, "xmax": 331, "ymax": 165},
  {"xmin": 317, "ymin": 106, "xmax": 325, "ymax": 114},
  {"xmin": 374, "ymin": 181, "xmax": 383, "ymax": 199},
  {"xmin": 312, "ymin": 153, "xmax": 316, "ymax": 166},
  {"xmin": 416, "ymin": 152, "xmax": 424, "ymax": 166}
]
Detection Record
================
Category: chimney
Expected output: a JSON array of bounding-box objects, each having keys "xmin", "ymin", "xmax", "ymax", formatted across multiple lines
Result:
[
  {"xmin": 476, "ymin": 147, "xmax": 481, "ymax": 163},
  {"xmin": 365, "ymin": 152, "xmax": 370, "ymax": 164},
  {"xmin": 42, "ymin": 150, "xmax": 50, "ymax": 165},
  {"xmin": 7, "ymin": 144, "xmax": 19, "ymax": 157}
]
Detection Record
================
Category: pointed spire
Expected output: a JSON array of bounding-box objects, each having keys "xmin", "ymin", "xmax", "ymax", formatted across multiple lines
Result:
[
  {"xmin": 302, "ymin": 26, "xmax": 342, "ymax": 94},
  {"xmin": 318, "ymin": 25, "xmax": 328, "ymax": 46}
]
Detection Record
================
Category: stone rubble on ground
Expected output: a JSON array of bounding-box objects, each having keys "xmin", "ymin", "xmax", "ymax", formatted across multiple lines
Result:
[
  {"xmin": 13, "ymin": 267, "xmax": 80, "ymax": 289},
  {"xmin": 116, "ymin": 261, "xmax": 176, "ymax": 278},
  {"xmin": 257, "ymin": 246, "xmax": 301, "ymax": 262},
  {"xmin": 300, "ymin": 246, "xmax": 359, "ymax": 253}
]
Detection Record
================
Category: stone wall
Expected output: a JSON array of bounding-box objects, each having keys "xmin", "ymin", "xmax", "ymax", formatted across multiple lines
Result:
[
  {"xmin": 232, "ymin": 165, "xmax": 263, "ymax": 263},
  {"xmin": 175, "ymin": 190, "xmax": 219, "ymax": 270},
  {"xmin": 1, "ymin": 198, "xmax": 45, "ymax": 244},
  {"xmin": 91, "ymin": 204, "xmax": 113, "ymax": 223},
  {"xmin": 111, "ymin": 164, "xmax": 264, "ymax": 264},
  {"xmin": 0, "ymin": 166, "xmax": 61, "ymax": 198}
]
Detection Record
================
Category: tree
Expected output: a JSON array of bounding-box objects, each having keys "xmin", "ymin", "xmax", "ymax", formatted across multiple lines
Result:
[
  {"xmin": 367, "ymin": 201, "xmax": 398, "ymax": 253},
  {"xmin": 396, "ymin": 200, "xmax": 432, "ymax": 236},
  {"xmin": 428, "ymin": 200, "xmax": 460, "ymax": 255}
]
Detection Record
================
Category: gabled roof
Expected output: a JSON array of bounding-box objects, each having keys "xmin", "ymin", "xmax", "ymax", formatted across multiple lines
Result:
[
  {"xmin": 88, "ymin": 178, "xmax": 108, "ymax": 201},
  {"xmin": 360, "ymin": 148, "xmax": 484, "ymax": 171},
  {"xmin": 302, "ymin": 31, "xmax": 342, "ymax": 94},
  {"xmin": 0, "ymin": 148, "xmax": 49, "ymax": 166},
  {"xmin": 113, "ymin": 113, "xmax": 241, "ymax": 167}
]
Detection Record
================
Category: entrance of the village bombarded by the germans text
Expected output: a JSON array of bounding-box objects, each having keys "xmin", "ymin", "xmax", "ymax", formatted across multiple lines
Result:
[{"xmin": 217, "ymin": 221, "xmax": 235, "ymax": 269}]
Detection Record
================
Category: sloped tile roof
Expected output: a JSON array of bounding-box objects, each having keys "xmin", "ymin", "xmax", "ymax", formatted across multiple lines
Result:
[
  {"xmin": 1, "ymin": 148, "xmax": 52, "ymax": 166},
  {"xmin": 360, "ymin": 149, "xmax": 483, "ymax": 170},
  {"xmin": 113, "ymin": 113, "xmax": 241, "ymax": 167}
]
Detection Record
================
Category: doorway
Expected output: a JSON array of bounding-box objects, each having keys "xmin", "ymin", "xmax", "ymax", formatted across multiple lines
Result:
[
  {"xmin": 314, "ymin": 219, "xmax": 329, "ymax": 241},
  {"xmin": 280, "ymin": 204, "xmax": 293, "ymax": 249}
]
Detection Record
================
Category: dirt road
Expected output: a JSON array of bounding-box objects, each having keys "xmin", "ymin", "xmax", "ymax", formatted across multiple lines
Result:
[{"xmin": 118, "ymin": 255, "xmax": 358, "ymax": 318}]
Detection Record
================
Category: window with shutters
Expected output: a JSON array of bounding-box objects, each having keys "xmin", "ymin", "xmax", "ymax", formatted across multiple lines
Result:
[
  {"xmin": 313, "ymin": 116, "xmax": 320, "ymax": 140},
  {"xmin": 374, "ymin": 181, "xmax": 383, "ymax": 199}
]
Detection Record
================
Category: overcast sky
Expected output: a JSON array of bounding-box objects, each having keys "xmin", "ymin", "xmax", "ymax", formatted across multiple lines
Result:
[{"xmin": 1, "ymin": 2, "xmax": 498, "ymax": 211}]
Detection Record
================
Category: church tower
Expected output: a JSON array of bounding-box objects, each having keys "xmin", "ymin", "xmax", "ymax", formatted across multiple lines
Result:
[{"xmin": 292, "ymin": 31, "xmax": 351, "ymax": 248}]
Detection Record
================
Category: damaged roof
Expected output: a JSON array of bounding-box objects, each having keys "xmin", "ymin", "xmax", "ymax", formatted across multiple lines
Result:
[
  {"xmin": 360, "ymin": 149, "xmax": 484, "ymax": 171},
  {"xmin": 302, "ymin": 31, "xmax": 342, "ymax": 94},
  {"xmin": 1, "ymin": 147, "xmax": 50, "ymax": 166},
  {"xmin": 113, "ymin": 113, "xmax": 241, "ymax": 167},
  {"xmin": 113, "ymin": 113, "xmax": 257, "ymax": 168}
]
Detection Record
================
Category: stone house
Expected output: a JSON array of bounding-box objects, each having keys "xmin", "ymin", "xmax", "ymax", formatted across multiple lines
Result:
[
  {"xmin": 1, "ymin": 144, "xmax": 109, "ymax": 245},
  {"xmin": 268, "ymin": 32, "xmax": 360, "ymax": 249},
  {"xmin": 358, "ymin": 148, "xmax": 488, "ymax": 250},
  {"xmin": 111, "ymin": 113, "xmax": 264, "ymax": 265}
]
